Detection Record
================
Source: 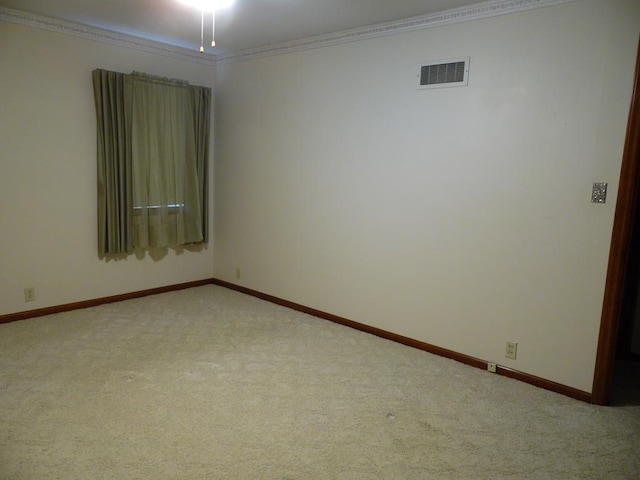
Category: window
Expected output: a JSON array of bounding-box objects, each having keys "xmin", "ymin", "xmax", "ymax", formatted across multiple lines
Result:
[{"xmin": 92, "ymin": 69, "xmax": 211, "ymax": 256}]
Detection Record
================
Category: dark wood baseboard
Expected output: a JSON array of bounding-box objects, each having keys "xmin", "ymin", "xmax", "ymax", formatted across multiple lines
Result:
[
  {"xmin": 0, "ymin": 279, "xmax": 215, "ymax": 325},
  {"xmin": 212, "ymin": 278, "xmax": 593, "ymax": 404},
  {"xmin": 1, "ymin": 277, "xmax": 593, "ymax": 403}
]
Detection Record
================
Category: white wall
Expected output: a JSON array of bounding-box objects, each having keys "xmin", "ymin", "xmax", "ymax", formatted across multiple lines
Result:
[
  {"xmin": 214, "ymin": 0, "xmax": 640, "ymax": 393},
  {"xmin": 0, "ymin": 23, "xmax": 215, "ymax": 315}
]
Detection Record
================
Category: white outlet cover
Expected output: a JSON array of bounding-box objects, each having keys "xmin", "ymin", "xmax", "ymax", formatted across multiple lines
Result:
[{"xmin": 505, "ymin": 341, "xmax": 518, "ymax": 360}]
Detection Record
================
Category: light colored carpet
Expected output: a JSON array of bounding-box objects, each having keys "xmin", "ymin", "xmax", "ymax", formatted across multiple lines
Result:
[{"xmin": 1, "ymin": 285, "xmax": 639, "ymax": 479}]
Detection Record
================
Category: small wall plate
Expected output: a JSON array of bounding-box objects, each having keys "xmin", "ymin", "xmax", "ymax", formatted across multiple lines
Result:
[{"xmin": 591, "ymin": 183, "xmax": 608, "ymax": 203}]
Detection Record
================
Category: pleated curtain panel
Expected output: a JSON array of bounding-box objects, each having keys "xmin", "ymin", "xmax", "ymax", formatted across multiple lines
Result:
[{"xmin": 92, "ymin": 69, "xmax": 210, "ymax": 256}]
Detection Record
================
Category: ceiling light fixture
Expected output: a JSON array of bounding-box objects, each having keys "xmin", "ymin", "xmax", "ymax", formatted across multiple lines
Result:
[{"xmin": 179, "ymin": 0, "xmax": 237, "ymax": 53}]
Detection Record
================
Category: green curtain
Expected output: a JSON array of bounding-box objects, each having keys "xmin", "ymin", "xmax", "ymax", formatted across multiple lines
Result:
[
  {"xmin": 92, "ymin": 70, "xmax": 133, "ymax": 256},
  {"xmin": 191, "ymin": 85, "xmax": 211, "ymax": 244},
  {"xmin": 92, "ymin": 69, "xmax": 210, "ymax": 256}
]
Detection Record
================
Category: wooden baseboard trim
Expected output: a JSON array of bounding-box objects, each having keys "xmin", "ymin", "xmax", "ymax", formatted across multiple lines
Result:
[
  {"xmin": 1, "ymin": 278, "xmax": 593, "ymax": 403},
  {"xmin": 0, "ymin": 279, "xmax": 215, "ymax": 325},
  {"xmin": 212, "ymin": 278, "xmax": 593, "ymax": 403},
  {"xmin": 496, "ymin": 365, "xmax": 591, "ymax": 403}
]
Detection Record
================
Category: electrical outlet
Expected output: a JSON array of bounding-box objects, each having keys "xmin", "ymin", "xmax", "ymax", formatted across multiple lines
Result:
[
  {"xmin": 487, "ymin": 362, "xmax": 497, "ymax": 373},
  {"xmin": 235, "ymin": 268, "xmax": 241, "ymax": 280},
  {"xmin": 505, "ymin": 341, "xmax": 518, "ymax": 360},
  {"xmin": 24, "ymin": 287, "xmax": 35, "ymax": 302}
]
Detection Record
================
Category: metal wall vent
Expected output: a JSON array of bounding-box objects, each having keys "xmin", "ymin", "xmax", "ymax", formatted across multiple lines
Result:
[{"xmin": 417, "ymin": 57, "xmax": 470, "ymax": 89}]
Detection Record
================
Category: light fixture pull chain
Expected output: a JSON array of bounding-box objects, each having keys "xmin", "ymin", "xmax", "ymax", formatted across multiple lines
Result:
[
  {"xmin": 212, "ymin": 11, "xmax": 216, "ymax": 47},
  {"xmin": 199, "ymin": 10, "xmax": 204, "ymax": 53}
]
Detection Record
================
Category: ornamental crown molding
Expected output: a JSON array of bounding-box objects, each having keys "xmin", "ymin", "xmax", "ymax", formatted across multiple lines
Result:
[
  {"xmin": 0, "ymin": 7, "xmax": 215, "ymax": 65},
  {"xmin": 1, "ymin": 0, "xmax": 578, "ymax": 66},
  {"xmin": 215, "ymin": 0, "xmax": 579, "ymax": 65}
]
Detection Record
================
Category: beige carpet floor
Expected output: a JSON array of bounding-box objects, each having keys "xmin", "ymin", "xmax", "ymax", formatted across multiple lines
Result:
[{"xmin": 1, "ymin": 285, "xmax": 639, "ymax": 479}]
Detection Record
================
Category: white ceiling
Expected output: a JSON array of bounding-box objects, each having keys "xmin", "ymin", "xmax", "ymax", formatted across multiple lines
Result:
[{"xmin": 0, "ymin": 0, "xmax": 485, "ymax": 55}]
